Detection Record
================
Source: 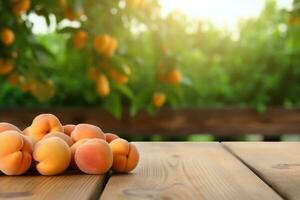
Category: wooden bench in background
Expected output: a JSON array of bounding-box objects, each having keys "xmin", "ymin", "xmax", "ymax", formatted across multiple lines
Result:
[
  {"xmin": 1, "ymin": 107, "xmax": 300, "ymax": 140},
  {"xmin": 0, "ymin": 142, "xmax": 299, "ymax": 200}
]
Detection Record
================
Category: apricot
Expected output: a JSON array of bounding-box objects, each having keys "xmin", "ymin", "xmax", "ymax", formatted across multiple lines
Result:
[
  {"xmin": 73, "ymin": 30, "xmax": 87, "ymax": 49},
  {"xmin": 70, "ymin": 139, "xmax": 89, "ymax": 169},
  {"xmin": 108, "ymin": 68, "xmax": 128, "ymax": 85},
  {"xmin": 1, "ymin": 28, "xmax": 15, "ymax": 46},
  {"xmin": 64, "ymin": 7, "xmax": 83, "ymax": 21},
  {"xmin": 63, "ymin": 124, "xmax": 76, "ymax": 136},
  {"xmin": 29, "ymin": 113, "xmax": 63, "ymax": 142},
  {"xmin": 43, "ymin": 132, "xmax": 73, "ymax": 146},
  {"xmin": 75, "ymin": 139, "xmax": 113, "ymax": 174},
  {"xmin": 152, "ymin": 92, "xmax": 166, "ymax": 108},
  {"xmin": 0, "ymin": 122, "xmax": 21, "ymax": 133},
  {"xmin": 109, "ymin": 138, "xmax": 139, "ymax": 173},
  {"xmin": 22, "ymin": 126, "xmax": 30, "ymax": 135},
  {"xmin": 93, "ymin": 34, "xmax": 111, "ymax": 54},
  {"xmin": 11, "ymin": 0, "xmax": 31, "ymax": 16},
  {"xmin": 0, "ymin": 59, "xmax": 14, "ymax": 75},
  {"xmin": 71, "ymin": 124, "xmax": 105, "ymax": 142},
  {"xmin": 8, "ymin": 73, "xmax": 19, "ymax": 86},
  {"xmin": 103, "ymin": 38, "xmax": 118, "ymax": 57},
  {"xmin": 166, "ymin": 68, "xmax": 182, "ymax": 85},
  {"xmin": 33, "ymin": 137, "xmax": 71, "ymax": 175},
  {"xmin": 96, "ymin": 74, "xmax": 110, "ymax": 97},
  {"xmin": 0, "ymin": 131, "xmax": 32, "ymax": 175},
  {"xmin": 105, "ymin": 133, "xmax": 119, "ymax": 143}
]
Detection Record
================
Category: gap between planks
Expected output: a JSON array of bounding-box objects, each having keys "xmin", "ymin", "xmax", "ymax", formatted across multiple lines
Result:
[
  {"xmin": 220, "ymin": 142, "xmax": 286, "ymax": 200},
  {"xmin": 222, "ymin": 142, "xmax": 300, "ymax": 200}
]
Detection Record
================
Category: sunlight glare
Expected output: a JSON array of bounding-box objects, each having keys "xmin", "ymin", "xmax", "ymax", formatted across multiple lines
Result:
[{"xmin": 160, "ymin": 0, "xmax": 293, "ymax": 29}]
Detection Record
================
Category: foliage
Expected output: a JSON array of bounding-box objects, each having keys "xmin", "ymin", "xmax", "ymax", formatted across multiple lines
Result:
[{"xmin": 0, "ymin": 0, "xmax": 300, "ymax": 118}]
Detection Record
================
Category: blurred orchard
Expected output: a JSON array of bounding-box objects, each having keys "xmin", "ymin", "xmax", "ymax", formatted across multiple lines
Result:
[{"xmin": 0, "ymin": 0, "xmax": 300, "ymax": 118}]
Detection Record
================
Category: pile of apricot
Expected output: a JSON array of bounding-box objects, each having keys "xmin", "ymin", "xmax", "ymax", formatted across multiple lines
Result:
[{"xmin": 0, "ymin": 114, "xmax": 139, "ymax": 176}]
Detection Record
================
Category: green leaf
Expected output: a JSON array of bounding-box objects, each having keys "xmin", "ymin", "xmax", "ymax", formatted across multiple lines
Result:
[
  {"xmin": 115, "ymin": 84, "xmax": 134, "ymax": 100},
  {"xmin": 103, "ymin": 93, "xmax": 122, "ymax": 119}
]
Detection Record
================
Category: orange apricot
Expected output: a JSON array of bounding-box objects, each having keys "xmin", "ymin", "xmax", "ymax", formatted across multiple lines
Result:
[
  {"xmin": 8, "ymin": 74, "xmax": 19, "ymax": 86},
  {"xmin": 105, "ymin": 133, "xmax": 119, "ymax": 143},
  {"xmin": 71, "ymin": 123, "xmax": 105, "ymax": 142},
  {"xmin": 43, "ymin": 132, "xmax": 73, "ymax": 146},
  {"xmin": 63, "ymin": 124, "xmax": 76, "ymax": 136},
  {"xmin": 166, "ymin": 68, "xmax": 182, "ymax": 85},
  {"xmin": 96, "ymin": 74, "xmax": 110, "ymax": 97},
  {"xmin": 152, "ymin": 92, "xmax": 166, "ymax": 108},
  {"xmin": 109, "ymin": 138, "xmax": 139, "ymax": 173},
  {"xmin": 22, "ymin": 126, "xmax": 30, "ymax": 136},
  {"xmin": 1, "ymin": 28, "xmax": 15, "ymax": 46},
  {"xmin": 11, "ymin": 0, "xmax": 31, "ymax": 16},
  {"xmin": 73, "ymin": 30, "xmax": 87, "ymax": 49},
  {"xmin": 0, "ymin": 131, "xmax": 32, "ymax": 175},
  {"xmin": 64, "ymin": 7, "xmax": 83, "ymax": 21},
  {"xmin": 28, "ymin": 113, "xmax": 63, "ymax": 142},
  {"xmin": 93, "ymin": 34, "xmax": 111, "ymax": 54},
  {"xmin": 108, "ymin": 68, "xmax": 128, "ymax": 85},
  {"xmin": 0, "ymin": 59, "xmax": 14, "ymax": 75},
  {"xmin": 33, "ymin": 137, "xmax": 71, "ymax": 175},
  {"xmin": 103, "ymin": 38, "xmax": 118, "ymax": 57},
  {"xmin": 0, "ymin": 122, "xmax": 21, "ymax": 133},
  {"xmin": 75, "ymin": 139, "xmax": 113, "ymax": 174},
  {"xmin": 70, "ymin": 139, "xmax": 89, "ymax": 169}
]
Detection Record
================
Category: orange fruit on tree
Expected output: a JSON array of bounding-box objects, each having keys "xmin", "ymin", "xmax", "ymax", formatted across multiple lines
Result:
[
  {"xmin": 8, "ymin": 74, "xmax": 19, "ymax": 86},
  {"xmin": 1, "ymin": 28, "xmax": 15, "ymax": 46},
  {"xmin": 93, "ymin": 34, "xmax": 111, "ymax": 54},
  {"xmin": 64, "ymin": 7, "xmax": 83, "ymax": 21},
  {"xmin": 166, "ymin": 68, "xmax": 182, "ymax": 85},
  {"xmin": 152, "ymin": 92, "xmax": 166, "ymax": 108},
  {"xmin": 73, "ymin": 30, "xmax": 87, "ymax": 49},
  {"xmin": 96, "ymin": 74, "xmax": 110, "ymax": 97},
  {"xmin": 11, "ymin": 0, "xmax": 31, "ymax": 16},
  {"xmin": 103, "ymin": 38, "xmax": 118, "ymax": 57},
  {"xmin": 108, "ymin": 68, "xmax": 128, "ymax": 85},
  {"xmin": 0, "ymin": 59, "xmax": 14, "ymax": 75}
]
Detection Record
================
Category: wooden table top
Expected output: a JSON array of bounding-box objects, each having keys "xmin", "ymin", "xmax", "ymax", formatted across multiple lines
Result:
[{"xmin": 0, "ymin": 142, "xmax": 299, "ymax": 200}]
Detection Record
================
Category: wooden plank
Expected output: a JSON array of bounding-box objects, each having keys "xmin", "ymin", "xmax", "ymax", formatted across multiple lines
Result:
[
  {"xmin": 0, "ymin": 171, "xmax": 106, "ymax": 200},
  {"xmin": 1, "ymin": 107, "xmax": 300, "ymax": 136},
  {"xmin": 223, "ymin": 142, "xmax": 300, "ymax": 200},
  {"xmin": 100, "ymin": 142, "xmax": 282, "ymax": 200}
]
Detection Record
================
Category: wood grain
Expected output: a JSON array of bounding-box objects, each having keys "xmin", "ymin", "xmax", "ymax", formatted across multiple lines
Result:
[
  {"xmin": 100, "ymin": 142, "xmax": 282, "ymax": 200},
  {"xmin": 0, "ymin": 172, "xmax": 106, "ymax": 200},
  {"xmin": 224, "ymin": 142, "xmax": 300, "ymax": 200},
  {"xmin": 1, "ymin": 107, "xmax": 300, "ymax": 136}
]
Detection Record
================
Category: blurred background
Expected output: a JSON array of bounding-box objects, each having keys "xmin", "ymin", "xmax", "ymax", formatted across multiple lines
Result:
[{"xmin": 0, "ymin": 0, "xmax": 300, "ymax": 141}]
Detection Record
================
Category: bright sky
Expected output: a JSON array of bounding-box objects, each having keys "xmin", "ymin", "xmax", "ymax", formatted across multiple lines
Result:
[
  {"xmin": 160, "ymin": 0, "xmax": 293, "ymax": 28},
  {"xmin": 30, "ymin": 0, "xmax": 293, "ymax": 34}
]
